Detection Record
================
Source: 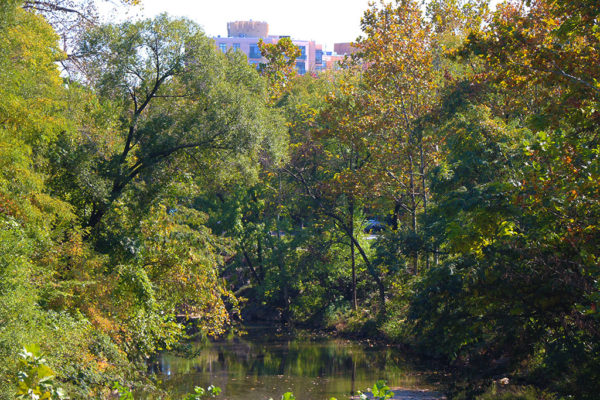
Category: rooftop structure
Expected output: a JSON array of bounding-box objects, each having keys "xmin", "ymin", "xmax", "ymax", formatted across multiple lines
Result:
[{"xmin": 227, "ymin": 20, "xmax": 269, "ymax": 38}]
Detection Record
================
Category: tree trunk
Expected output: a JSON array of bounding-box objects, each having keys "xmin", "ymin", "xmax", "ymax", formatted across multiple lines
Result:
[
  {"xmin": 342, "ymin": 224, "xmax": 385, "ymax": 313},
  {"xmin": 349, "ymin": 199, "xmax": 357, "ymax": 310},
  {"xmin": 419, "ymin": 133, "xmax": 429, "ymax": 270},
  {"xmin": 392, "ymin": 201, "xmax": 401, "ymax": 231},
  {"xmin": 408, "ymin": 153, "xmax": 418, "ymax": 275},
  {"xmin": 241, "ymin": 243, "xmax": 262, "ymax": 285},
  {"xmin": 257, "ymin": 237, "xmax": 264, "ymax": 280}
]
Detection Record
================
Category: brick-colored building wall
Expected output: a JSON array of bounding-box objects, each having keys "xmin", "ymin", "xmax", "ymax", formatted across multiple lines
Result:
[
  {"xmin": 323, "ymin": 54, "xmax": 346, "ymax": 70},
  {"xmin": 333, "ymin": 42, "xmax": 357, "ymax": 55}
]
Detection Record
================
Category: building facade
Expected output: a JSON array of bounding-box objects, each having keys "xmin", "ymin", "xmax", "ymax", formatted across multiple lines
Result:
[{"xmin": 213, "ymin": 21, "xmax": 328, "ymax": 74}]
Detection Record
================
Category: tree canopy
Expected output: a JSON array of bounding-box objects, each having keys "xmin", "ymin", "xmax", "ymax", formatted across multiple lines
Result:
[{"xmin": 1, "ymin": 0, "xmax": 599, "ymax": 399}]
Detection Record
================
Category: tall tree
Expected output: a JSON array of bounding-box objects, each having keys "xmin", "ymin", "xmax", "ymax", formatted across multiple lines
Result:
[
  {"xmin": 352, "ymin": 0, "xmax": 441, "ymax": 273},
  {"xmin": 70, "ymin": 14, "xmax": 286, "ymax": 231}
]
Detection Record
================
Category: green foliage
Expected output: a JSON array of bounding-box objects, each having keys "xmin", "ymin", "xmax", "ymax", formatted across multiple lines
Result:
[
  {"xmin": 112, "ymin": 382, "xmax": 134, "ymax": 400},
  {"xmin": 269, "ymin": 381, "xmax": 396, "ymax": 400},
  {"xmin": 1, "ymin": 0, "xmax": 599, "ymax": 398},
  {"xmin": 258, "ymin": 37, "xmax": 301, "ymax": 101},
  {"xmin": 182, "ymin": 385, "xmax": 221, "ymax": 400},
  {"xmin": 15, "ymin": 347, "xmax": 66, "ymax": 400},
  {"xmin": 71, "ymin": 13, "xmax": 286, "ymax": 230},
  {"xmin": 359, "ymin": 380, "xmax": 394, "ymax": 400},
  {"xmin": 0, "ymin": 1, "xmax": 284, "ymax": 397},
  {"xmin": 395, "ymin": 2, "xmax": 600, "ymax": 396}
]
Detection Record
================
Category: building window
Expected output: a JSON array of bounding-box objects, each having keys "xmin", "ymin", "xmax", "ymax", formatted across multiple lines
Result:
[
  {"xmin": 315, "ymin": 49, "xmax": 323, "ymax": 64},
  {"xmin": 296, "ymin": 61, "xmax": 306, "ymax": 75},
  {"xmin": 298, "ymin": 46, "xmax": 306, "ymax": 60},
  {"xmin": 219, "ymin": 43, "xmax": 227, "ymax": 53},
  {"xmin": 249, "ymin": 44, "xmax": 262, "ymax": 59},
  {"xmin": 233, "ymin": 43, "xmax": 241, "ymax": 51}
]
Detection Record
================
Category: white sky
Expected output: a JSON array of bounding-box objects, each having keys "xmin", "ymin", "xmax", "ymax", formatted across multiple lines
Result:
[{"xmin": 102, "ymin": 0, "xmax": 373, "ymax": 51}]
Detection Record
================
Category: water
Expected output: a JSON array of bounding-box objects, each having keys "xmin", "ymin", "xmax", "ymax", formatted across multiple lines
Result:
[{"xmin": 151, "ymin": 327, "xmax": 446, "ymax": 400}]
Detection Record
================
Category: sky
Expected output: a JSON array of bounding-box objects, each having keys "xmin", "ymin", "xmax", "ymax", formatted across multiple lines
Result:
[{"xmin": 102, "ymin": 0, "xmax": 373, "ymax": 51}]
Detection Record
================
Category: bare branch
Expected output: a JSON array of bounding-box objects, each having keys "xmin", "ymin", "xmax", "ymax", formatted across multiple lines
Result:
[{"xmin": 23, "ymin": 0, "xmax": 94, "ymax": 22}]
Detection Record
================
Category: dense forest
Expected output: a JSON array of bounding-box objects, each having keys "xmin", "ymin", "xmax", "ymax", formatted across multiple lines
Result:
[{"xmin": 1, "ymin": 0, "xmax": 599, "ymax": 398}]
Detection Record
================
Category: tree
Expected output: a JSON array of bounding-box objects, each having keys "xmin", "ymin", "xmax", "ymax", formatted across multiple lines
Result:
[
  {"xmin": 71, "ymin": 14, "xmax": 286, "ymax": 231},
  {"xmin": 22, "ymin": 0, "xmax": 142, "ymax": 74},
  {"xmin": 317, "ymin": 74, "xmax": 387, "ymax": 311},
  {"xmin": 349, "ymin": 0, "xmax": 442, "ymax": 273},
  {"xmin": 405, "ymin": 1, "xmax": 600, "ymax": 396},
  {"xmin": 0, "ymin": 3, "xmax": 109, "ymax": 395},
  {"xmin": 258, "ymin": 37, "xmax": 301, "ymax": 102},
  {"xmin": 272, "ymin": 71, "xmax": 387, "ymax": 313}
]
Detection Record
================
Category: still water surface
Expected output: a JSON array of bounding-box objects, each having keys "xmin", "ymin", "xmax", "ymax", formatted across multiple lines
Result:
[{"xmin": 154, "ymin": 327, "xmax": 446, "ymax": 400}]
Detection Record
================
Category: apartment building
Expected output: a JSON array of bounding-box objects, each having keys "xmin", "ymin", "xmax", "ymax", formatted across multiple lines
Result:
[{"xmin": 213, "ymin": 21, "xmax": 325, "ymax": 74}]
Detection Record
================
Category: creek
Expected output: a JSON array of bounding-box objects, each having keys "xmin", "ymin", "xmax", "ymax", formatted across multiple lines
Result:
[{"xmin": 151, "ymin": 326, "xmax": 447, "ymax": 400}]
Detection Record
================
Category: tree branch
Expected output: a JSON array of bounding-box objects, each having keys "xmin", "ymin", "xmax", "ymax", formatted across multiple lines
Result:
[{"xmin": 23, "ymin": 1, "xmax": 94, "ymax": 22}]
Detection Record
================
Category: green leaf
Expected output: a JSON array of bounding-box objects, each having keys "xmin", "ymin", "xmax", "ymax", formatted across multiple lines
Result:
[{"xmin": 281, "ymin": 392, "xmax": 296, "ymax": 400}]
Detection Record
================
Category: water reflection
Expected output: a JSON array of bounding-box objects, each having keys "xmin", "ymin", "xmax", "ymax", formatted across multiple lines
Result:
[{"xmin": 152, "ymin": 327, "xmax": 445, "ymax": 400}]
